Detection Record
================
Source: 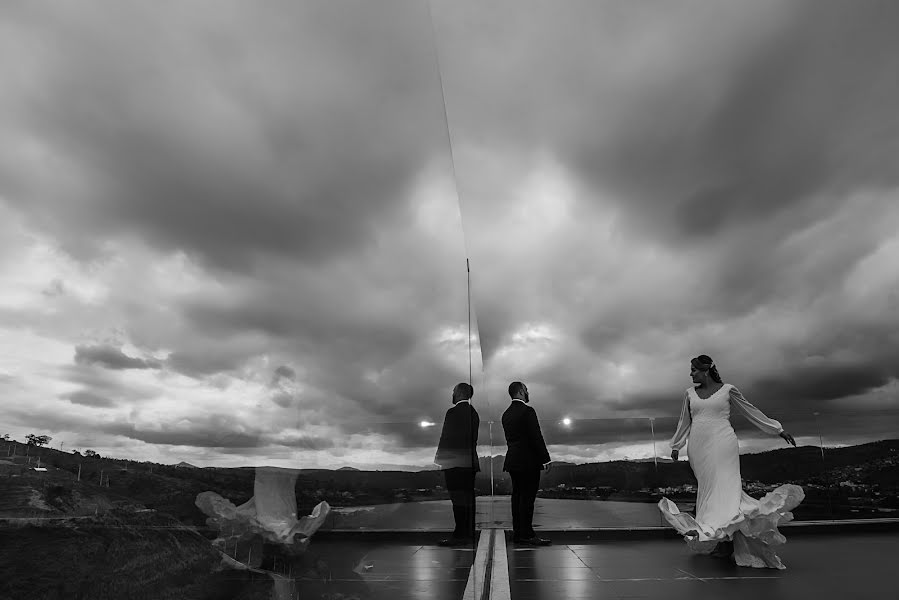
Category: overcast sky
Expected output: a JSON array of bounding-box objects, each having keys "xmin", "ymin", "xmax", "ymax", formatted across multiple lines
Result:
[{"xmin": 1, "ymin": 0, "xmax": 898, "ymax": 469}]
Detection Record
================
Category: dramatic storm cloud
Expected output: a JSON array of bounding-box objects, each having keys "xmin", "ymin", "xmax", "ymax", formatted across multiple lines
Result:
[{"xmin": 1, "ymin": 0, "xmax": 897, "ymax": 468}]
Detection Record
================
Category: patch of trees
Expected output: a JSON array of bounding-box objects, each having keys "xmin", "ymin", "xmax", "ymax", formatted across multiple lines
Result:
[{"xmin": 25, "ymin": 434, "xmax": 52, "ymax": 447}]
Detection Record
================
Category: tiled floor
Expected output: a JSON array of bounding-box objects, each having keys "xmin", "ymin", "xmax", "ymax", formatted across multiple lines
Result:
[
  {"xmin": 506, "ymin": 532, "xmax": 899, "ymax": 600},
  {"xmin": 246, "ymin": 530, "xmax": 899, "ymax": 599},
  {"xmin": 295, "ymin": 539, "xmax": 481, "ymax": 600}
]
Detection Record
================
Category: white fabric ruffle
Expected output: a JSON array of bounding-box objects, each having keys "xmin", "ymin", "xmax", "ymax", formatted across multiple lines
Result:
[{"xmin": 659, "ymin": 484, "xmax": 805, "ymax": 569}]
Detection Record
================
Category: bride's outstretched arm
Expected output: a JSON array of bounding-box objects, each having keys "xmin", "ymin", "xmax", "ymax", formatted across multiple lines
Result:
[
  {"xmin": 728, "ymin": 386, "xmax": 783, "ymax": 435},
  {"xmin": 669, "ymin": 391, "xmax": 691, "ymax": 453}
]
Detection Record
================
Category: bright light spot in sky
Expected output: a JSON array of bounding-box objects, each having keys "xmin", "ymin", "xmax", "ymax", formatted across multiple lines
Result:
[
  {"xmin": 616, "ymin": 363, "xmax": 635, "ymax": 377},
  {"xmin": 562, "ymin": 417, "xmax": 572, "ymax": 426},
  {"xmin": 420, "ymin": 421, "xmax": 435, "ymax": 428}
]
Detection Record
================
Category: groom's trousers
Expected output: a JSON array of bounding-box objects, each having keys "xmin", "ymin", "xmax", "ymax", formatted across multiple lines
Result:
[
  {"xmin": 444, "ymin": 467, "xmax": 476, "ymax": 539},
  {"xmin": 509, "ymin": 469, "xmax": 541, "ymax": 539}
]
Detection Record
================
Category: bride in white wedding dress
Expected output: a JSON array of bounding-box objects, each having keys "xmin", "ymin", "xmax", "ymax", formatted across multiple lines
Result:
[{"xmin": 658, "ymin": 355, "xmax": 804, "ymax": 569}]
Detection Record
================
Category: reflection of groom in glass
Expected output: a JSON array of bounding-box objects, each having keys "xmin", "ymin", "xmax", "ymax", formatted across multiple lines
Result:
[
  {"xmin": 502, "ymin": 381, "xmax": 552, "ymax": 546},
  {"xmin": 434, "ymin": 382, "xmax": 480, "ymax": 546}
]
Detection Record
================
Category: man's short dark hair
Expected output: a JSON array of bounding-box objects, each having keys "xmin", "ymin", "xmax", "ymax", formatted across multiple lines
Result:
[
  {"xmin": 508, "ymin": 381, "xmax": 525, "ymax": 398},
  {"xmin": 455, "ymin": 382, "xmax": 474, "ymax": 399}
]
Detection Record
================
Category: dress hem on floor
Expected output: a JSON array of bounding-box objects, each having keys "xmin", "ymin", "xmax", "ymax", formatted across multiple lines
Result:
[{"xmin": 658, "ymin": 484, "xmax": 805, "ymax": 569}]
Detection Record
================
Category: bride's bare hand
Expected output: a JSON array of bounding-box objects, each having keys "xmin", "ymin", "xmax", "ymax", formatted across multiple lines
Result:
[{"xmin": 780, "ymin": 431, "xmax": 796, "ymax": 447}]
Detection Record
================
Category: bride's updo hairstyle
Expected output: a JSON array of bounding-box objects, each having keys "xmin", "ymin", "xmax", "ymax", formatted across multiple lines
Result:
[{"xmin": 692, "ymin": 354, "xmax": 722, "ymax": 384}]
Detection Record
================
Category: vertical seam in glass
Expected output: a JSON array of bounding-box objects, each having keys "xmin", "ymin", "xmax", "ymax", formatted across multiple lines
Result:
[{"xmin": 423, "ymin": 1, "xmax": 487, "ymax": 410}]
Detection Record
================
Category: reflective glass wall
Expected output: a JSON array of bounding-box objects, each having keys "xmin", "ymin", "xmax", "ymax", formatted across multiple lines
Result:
[{"xmin": 0, "ymin": 1, "xmax": 484, "ymax": 599}]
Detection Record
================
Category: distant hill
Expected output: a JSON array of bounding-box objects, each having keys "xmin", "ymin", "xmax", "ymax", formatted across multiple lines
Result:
[
  {"xmin": 471, "ymin": 440, "xmax": 899, "ymax": 494},
  {"xmin": 3, "ymin": 438, "xmax": 896, "ymax": 528},
  {"xmin": 740, "ymin": 439, "xmax": 899, "ymax": 485},
  {"xmin": 173, "ymin": 461, "xmax": 199, "ymax": 469}
]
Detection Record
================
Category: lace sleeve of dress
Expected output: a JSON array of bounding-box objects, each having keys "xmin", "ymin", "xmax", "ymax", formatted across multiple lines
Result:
[
  {"xmin": 669, "ymin": 390, "xmax": 692, "ymax": 451},
  {"xmin": 729, "ymin": 385, "xmax": 783, "ymax": 435}
]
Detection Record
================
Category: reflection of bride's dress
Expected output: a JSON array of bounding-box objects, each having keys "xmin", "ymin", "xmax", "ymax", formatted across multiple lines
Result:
[
  {"xmin": 197, "ymin": 467, "xmax": 330, "ymax": 553},
  {"xmin": 658, "ymin": 384, "xmax": 804, "ymax": 569}
]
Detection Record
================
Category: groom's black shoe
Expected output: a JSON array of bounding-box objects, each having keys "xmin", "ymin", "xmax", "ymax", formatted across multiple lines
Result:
[{"xmin": 518, "ymin": 536, "xmax": 552, "ymax": 546}]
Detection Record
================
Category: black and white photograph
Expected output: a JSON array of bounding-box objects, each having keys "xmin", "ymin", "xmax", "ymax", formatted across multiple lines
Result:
[{"xmin": 1, "ymin": 1, "xmax": 898, "ymax": 598}]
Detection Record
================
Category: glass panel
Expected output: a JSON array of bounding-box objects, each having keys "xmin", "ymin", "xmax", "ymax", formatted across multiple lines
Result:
[
  {"xmin": 0, "ymin": 2, "xmax": 476, "ymax": 599},
  {"xmin": 477, "ymin": 412, "xmax": 500, "ymax": 531},
  {"xmin": 816, "ymin": 407, "xmax": 899, "ymax": 522},
  {"xmin": 729, "ymin": 407, "xmax": 805, "ymax": 519},
  {"xmin": 541, "ymin": 417, "xmax": 661, "ymax": 529},
  {"xmin": 304, "ymin": 420, "xmax": 462, "ymax": 532},
  {"xmin": 806, "ymin": 410, "xmax": 834, "ymax": 522},
  {"xmin": 817, "ymin": 411, "xmax": 840, "ymax": 523},
  {"xmin": 650, "ymin": 413, "xmax": 690, "ymax": 527}
]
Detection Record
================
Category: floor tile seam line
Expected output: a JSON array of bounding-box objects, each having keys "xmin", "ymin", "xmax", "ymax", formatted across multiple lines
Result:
[
  {"xmin": 675, "ymin": 567, "xmax": 707, "ymax": 583},
  {"xmin": 563, "ymin": 543, "xmax": 594, "ymax": 569},
  {"xmin": 589, "ymin": 576, "xmax": 781, "ymax": 583},
  {"xmin": 596, "ymin": 577, "xmax": 700, "ymax": 582},
  {"xmin": 357, "ymin": 576, "xmax": 472, "ymax": 579},
  {"xmin": 509, "ymin": 565, "xmax": 597, "ymax": 568},
  {"xmin": 696, "ymin": 576, "xmax": 782, "ymax": 580},
  {"xmin": 512, "ymin": 578, "xmax": 603, "ymax": 582}
]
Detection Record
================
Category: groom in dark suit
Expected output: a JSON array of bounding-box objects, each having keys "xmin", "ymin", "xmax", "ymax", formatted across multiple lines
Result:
[
  {"xmin": 502, "ymin": 381, "xmax": 552, "ymax": 546},
  {"xmin": 434, "ymin": 382, "xmax": 480, "ymax": 546}
]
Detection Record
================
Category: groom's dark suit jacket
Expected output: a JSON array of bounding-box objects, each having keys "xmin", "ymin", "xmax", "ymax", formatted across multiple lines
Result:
[
  {"xmin": 435, "ymin": 401, "xmax": 480, "ymax": 471},
  {"xmin": 502, "ymin": 401, "xmax": 551, "ymax": 472}
]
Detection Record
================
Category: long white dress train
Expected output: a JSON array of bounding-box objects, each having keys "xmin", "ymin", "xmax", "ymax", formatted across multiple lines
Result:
[{"xmin": 657, "ymin": 384, "xmax": 804, "ymax": 569}]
